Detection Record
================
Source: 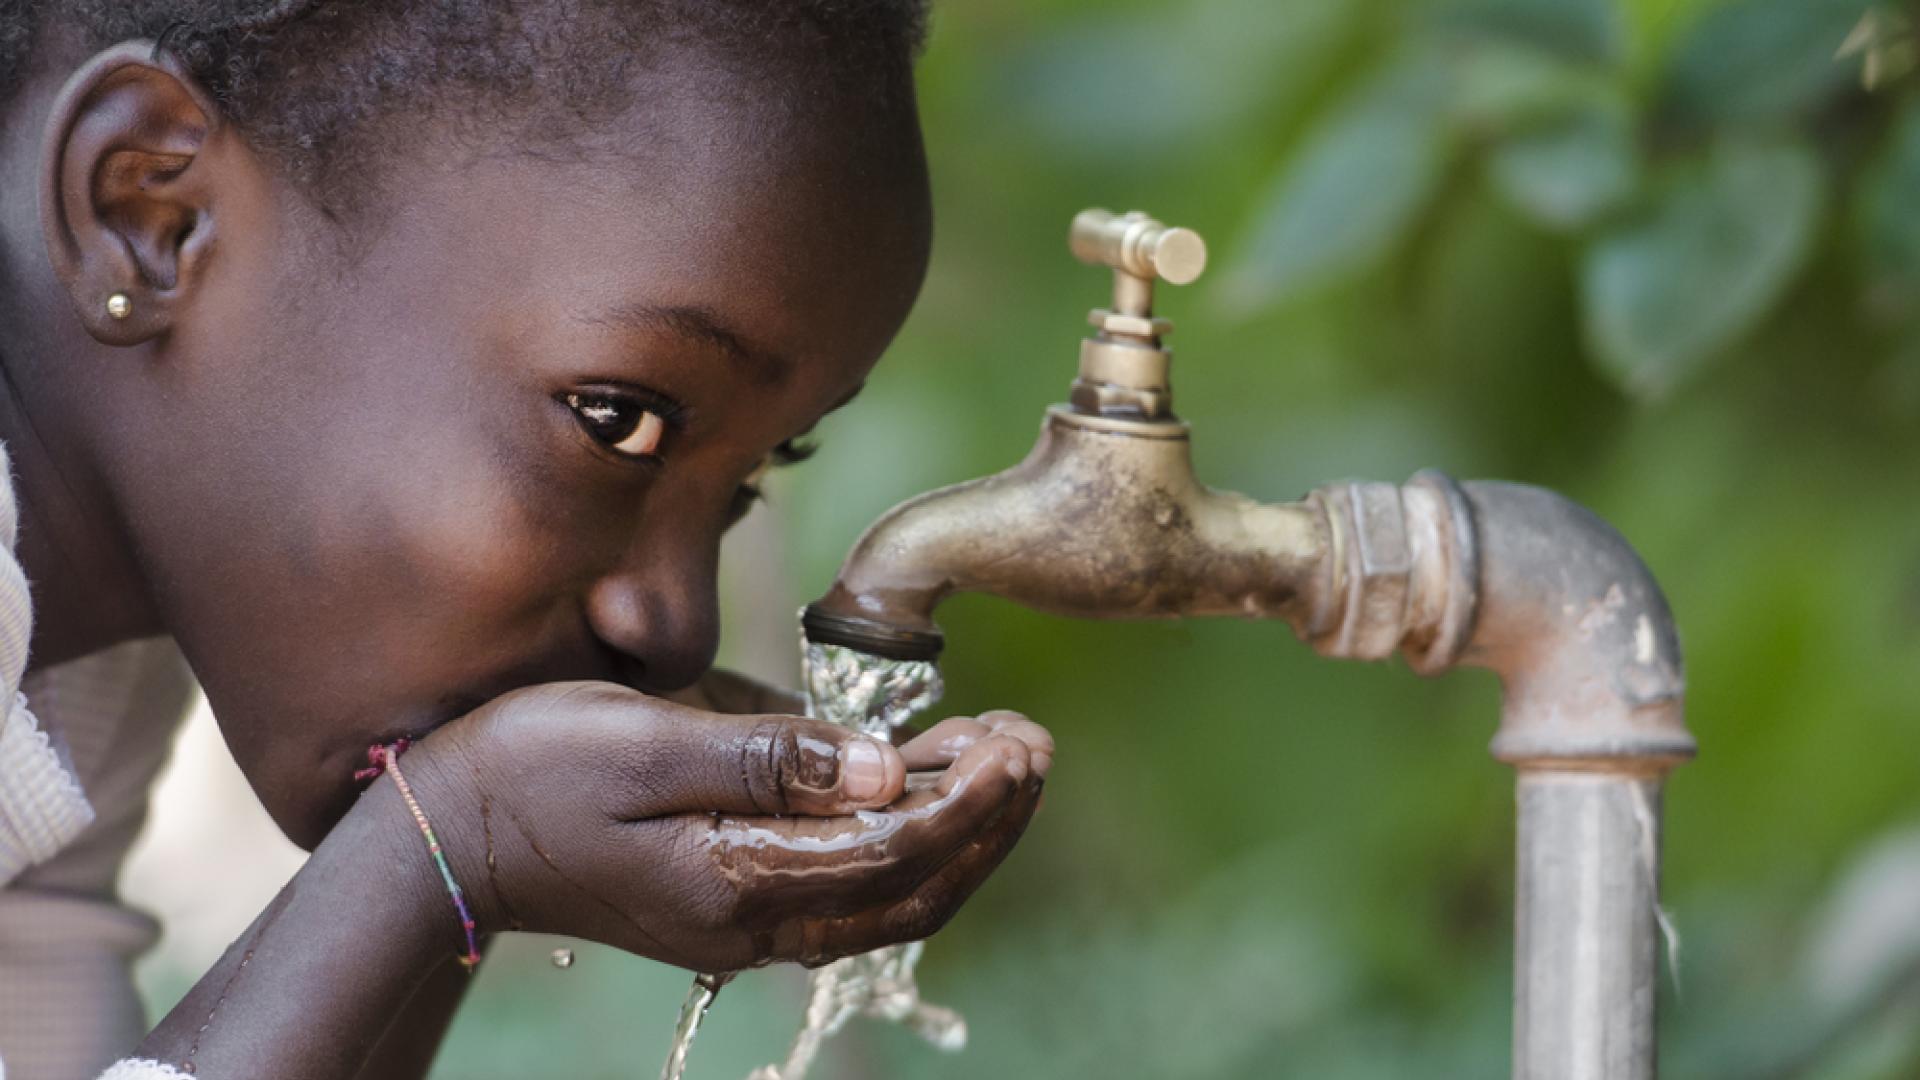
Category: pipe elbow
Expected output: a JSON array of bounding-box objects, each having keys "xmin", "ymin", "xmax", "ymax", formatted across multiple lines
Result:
[
  {"xmin": 1460, "ymin": 482, "xmax": 1693, "ymax": 769},
  {"xmin": 1314, "ymin": 474, "xmax": 1692, "ymax": 769}
]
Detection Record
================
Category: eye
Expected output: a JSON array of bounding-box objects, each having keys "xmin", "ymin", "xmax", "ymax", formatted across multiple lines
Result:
[{"xmin": 564, "ymin": 392, "xmax": 675, "ymax": 459}]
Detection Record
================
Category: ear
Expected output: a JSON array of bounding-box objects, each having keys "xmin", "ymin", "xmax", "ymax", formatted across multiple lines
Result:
[{"xmin": 39, "ymin": 43, "xmax": 233, "ymax": 348}]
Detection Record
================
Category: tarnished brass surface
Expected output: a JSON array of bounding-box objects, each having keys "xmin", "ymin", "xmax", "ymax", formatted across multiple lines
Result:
[{"xmin": 808, "ymin": 407, "xmax": 1330, "ymax": 642}]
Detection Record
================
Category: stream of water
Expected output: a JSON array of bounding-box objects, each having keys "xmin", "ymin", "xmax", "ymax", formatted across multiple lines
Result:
[{"xmin": 657, "ymin": 635, "xmax": 963, "ymax": 1080}]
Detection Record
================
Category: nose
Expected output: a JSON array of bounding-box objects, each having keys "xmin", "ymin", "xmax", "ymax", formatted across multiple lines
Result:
[{"xmin": 583, "ymin": 526, "xmax": 723, "ymax": 693}]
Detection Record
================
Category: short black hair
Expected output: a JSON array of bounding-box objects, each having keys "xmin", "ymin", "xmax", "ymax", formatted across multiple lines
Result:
[{"xmin": 0, "ymin": 0, "xmax": 929, "ymax": 200}]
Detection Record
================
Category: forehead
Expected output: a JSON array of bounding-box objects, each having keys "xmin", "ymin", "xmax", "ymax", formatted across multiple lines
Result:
[{"xmin": 343, "ymin": 74, "xmax": 931, "ymax": 383}]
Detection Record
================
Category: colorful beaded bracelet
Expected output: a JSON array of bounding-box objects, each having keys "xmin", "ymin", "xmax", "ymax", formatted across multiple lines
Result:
[{"xmin": 358, "ymin": 739, "xmax": 483, "ymax": 971}]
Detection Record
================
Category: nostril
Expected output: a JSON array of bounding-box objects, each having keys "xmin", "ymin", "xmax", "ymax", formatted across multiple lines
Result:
[
  {"xmin": 583, "ymin": 572, "xmax": 721, "ymax": 694},
  {"xmin": 599, "ymin": 630, "xmax": 718, "ymax": 696}
]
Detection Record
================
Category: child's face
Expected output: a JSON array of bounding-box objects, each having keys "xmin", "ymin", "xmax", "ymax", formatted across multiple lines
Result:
[{"xmin": 116, "ymin": 91, "xmax": 931, "ymax": 847}]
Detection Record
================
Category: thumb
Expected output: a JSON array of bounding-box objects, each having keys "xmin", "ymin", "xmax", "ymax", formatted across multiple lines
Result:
[{"xmin": 622, "ymin": 700, "xmax": 907, "ymax": 818}]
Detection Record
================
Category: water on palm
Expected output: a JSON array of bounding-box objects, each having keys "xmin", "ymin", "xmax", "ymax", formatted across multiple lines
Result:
[{"xmin": 658, "ymin": 636, "xmax": 962, "ymax": 1080}]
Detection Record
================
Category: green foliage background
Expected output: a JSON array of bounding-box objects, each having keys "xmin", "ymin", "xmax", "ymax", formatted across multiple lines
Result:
[{"xmin": 436, "ymin": 0, "xmax": 1920, "ymax": 1075}]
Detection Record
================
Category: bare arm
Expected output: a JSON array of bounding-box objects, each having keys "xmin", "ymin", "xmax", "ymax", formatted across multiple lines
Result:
[
  {"xmin": 349, "ymin": 949, "xmax": 479, "ymax": 1080},
  {"xmin": 136, "ymin": 781, "xmax": 456, "ymax": 1079},
  {"xmin": 129, "ymin": 683, "xmax": 1049, "ymax": 1080}
]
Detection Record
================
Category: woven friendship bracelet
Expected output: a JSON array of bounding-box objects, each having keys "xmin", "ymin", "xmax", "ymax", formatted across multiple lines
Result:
[{"xmin": 359, "ymin": 740, "xmax": 483, "ymax": 971}]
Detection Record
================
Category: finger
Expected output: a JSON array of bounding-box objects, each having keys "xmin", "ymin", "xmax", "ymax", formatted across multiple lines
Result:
[
  {"xmin": 609, "ymin": 696, "xmax": 906, "ymax": 818},
  {"xmin": 715, "ymin": 733, "xmax": 1033, "ymax": 922},
  {"xmin": 782, "ymin": 769, "xmax": 1045, "ymax": 965},
  {"xmin": 899, "ymin": 713, "xmax": 1054, "ymax": 777},
  {"xmin": 975, "ymin": 711, "xmax": 1054, "ymax": 778},
  {"xmin": 897, "ymin": 716, "xmax": 989, "ymax": 771}
]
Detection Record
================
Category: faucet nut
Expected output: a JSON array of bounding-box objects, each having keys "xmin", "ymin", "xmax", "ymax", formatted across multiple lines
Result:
[
  {"xmin": 1314, "ymin": 481, "xmax": 1415, "ymax": 662},
  {"xmin": 1311, "ymin": 474, "xmax": 1481, "ymax": 673},
  {"xmin": 1089, "ymin": 310, "xmax": 1173, "ymax": 340},
  {"xmin": 1070, "ymin": 380, "xmax": 1172, "ymax": 420}
]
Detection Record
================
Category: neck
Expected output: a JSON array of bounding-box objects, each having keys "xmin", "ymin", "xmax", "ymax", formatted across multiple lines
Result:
[
  {"xmin": 0, "ymin": 70, "xmax": 164, "ymax": 670},
  {"xmin": 0, "ymin": 342, "xmax": 162, "ymax": 671}
]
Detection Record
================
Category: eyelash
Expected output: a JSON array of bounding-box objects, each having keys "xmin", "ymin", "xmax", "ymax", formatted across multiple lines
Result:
[{"xmin": 732, "ymin": 438, "xmax": 817, "ymax": 520}]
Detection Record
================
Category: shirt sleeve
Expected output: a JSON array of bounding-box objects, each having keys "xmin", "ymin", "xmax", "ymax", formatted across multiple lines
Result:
[
  {"xmin": 0, "ymin": 438, "xmax": 94, "ymax": 889},
  {"xmin": 97, "ymin": 1060, "xmax": 193, "ymax": 1079}
]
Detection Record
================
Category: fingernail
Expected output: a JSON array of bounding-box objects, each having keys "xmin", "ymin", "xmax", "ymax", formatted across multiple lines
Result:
[{"xmin": 841, "ymin": 737, "xmax": 888, "ymax": 801}]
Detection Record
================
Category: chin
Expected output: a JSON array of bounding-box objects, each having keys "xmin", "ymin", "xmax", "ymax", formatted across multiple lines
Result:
[
  {"xmin": 263, "ymin": 783, "xmax": 348, "ymax": 852},
  {"xmin": 244, "ymin": 743, "xmax": 375, "ymax": 852}
]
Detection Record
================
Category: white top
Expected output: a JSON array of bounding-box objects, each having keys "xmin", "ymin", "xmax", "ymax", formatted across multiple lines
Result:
[
  {"xmin": 0, "ymin": 440, "xmax": 196, "ymax": 1079},
  {"xmin": 0, "ymin": 434, "xmax": 93, "ymax": 885}
]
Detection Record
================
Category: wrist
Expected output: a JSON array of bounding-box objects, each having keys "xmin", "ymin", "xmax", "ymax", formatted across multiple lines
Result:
[
  {"xmin": 136, "ymin": 770, "xmax": 471, "ymax": 1076},
  {"xmin": 330, "ymin": 771, "xmax": 479, "ymax": 973}
]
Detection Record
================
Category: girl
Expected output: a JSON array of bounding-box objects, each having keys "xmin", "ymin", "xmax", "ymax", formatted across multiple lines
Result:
[{"xmin": 0, "ymin": 2, "xmax": 1054, "ymax": 1077}]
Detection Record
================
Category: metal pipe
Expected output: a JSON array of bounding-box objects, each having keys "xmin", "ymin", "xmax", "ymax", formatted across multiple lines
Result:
[
  {"xmin": 1456, "ymin": 481, "xmax": 1689, "ymax": 1080},
  {"xmin": 1512, "ymin": 770, "xmax": 1665, "ymax": 1080},
  {"xmin": 1311, "ymin": 476, "xmax": 1691, "ymax": 1079}
]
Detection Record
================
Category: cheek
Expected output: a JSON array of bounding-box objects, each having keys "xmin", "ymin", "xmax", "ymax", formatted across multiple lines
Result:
[{"xmin": 326, "ymin": 406, "xmax": 622, "ymax": 636}]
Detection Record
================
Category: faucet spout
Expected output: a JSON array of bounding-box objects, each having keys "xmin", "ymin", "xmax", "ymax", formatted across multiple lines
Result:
[{"xmin": 804, "ymin": 407, "xmax": 1331, "ymax": 659}]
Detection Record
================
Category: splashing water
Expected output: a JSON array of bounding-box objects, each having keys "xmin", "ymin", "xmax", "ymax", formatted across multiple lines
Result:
[
  {"xmin": 746, "ymin": 940, "xmax": 966, "ymax": 1080},
  {"xmin": 744, "ymin": 640, "xmax": 963, "ymax": 1080},
  {"xmin": 797, "ymin": 640, "xmax": 945, "ymax": 738},
  {"xmin": 657, "ymin": 634, "xmax": 960, "ymax": 1080}
]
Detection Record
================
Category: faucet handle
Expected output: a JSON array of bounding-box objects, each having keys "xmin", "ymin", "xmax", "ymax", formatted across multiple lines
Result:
[
  {"xmin": 1066, "ymin": 209, "xmax": 1206, "ymax": 421},
  {"xmin": 1069, "ymin": 209, "xmax": 1208, "ymax": 287}
]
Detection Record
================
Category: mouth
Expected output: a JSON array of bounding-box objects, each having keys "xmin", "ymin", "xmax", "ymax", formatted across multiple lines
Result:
[
  {"xmin": 356, "ymin": 691, "xmax": 494, "ymax": 772},
  {"xmin": 312, "ymin": 639, "xmax": 629, "ymax": 838}
]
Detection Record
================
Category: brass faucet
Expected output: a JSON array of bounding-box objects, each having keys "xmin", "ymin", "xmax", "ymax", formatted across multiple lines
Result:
[
  {"xmin": 802, "ymin": 209, "xmax": 1693, "ymax": 1080},
  {"xmin": 803, "ymin": 209, "xmax": 1343, "ymax": 658}
]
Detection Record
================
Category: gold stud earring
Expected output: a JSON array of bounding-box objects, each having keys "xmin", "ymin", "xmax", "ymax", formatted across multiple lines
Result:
[{"xmin": 105, "ymin": 293, "xmax": 132, "ymax": 321}]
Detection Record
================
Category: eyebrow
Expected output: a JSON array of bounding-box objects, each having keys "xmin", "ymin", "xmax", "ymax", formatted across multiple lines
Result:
[{"xmin": 586, "ymin": 302, "xmax": 793, "ymax": 388}]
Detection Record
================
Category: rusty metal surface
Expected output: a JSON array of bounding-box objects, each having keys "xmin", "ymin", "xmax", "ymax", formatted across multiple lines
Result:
[{"xmin": 1459, "ymin": 481, "xmax": 1693, "ymax": 769}]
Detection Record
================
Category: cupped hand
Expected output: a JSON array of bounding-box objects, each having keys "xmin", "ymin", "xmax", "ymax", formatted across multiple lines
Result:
[{"xmin": 384, "ymin": 683, "xmax": 1050, "ymax": 973}]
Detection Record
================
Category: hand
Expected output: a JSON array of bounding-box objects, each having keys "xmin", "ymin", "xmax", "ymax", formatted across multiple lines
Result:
[{"xmin": 380, "ymin": 683, "xmax": 1051, "ymax": 972}]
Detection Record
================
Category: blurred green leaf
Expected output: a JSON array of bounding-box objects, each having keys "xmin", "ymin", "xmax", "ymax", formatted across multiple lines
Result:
[
  {"xmin": 1662, "ymin": 0, "xmax": 1872, "ymax": 126},
  {"xmin": 1445, "ymin": 41, "xmax": 1621, "ymax": 135},
  {"xmin": 1853, "ymin": 93, "xmax": 1920, "ymax": 320},
  {"xmin": 1426, "ymin": 0, "xmax": 1623, "ymax": 63},
  {"xmin": 1488, "ymin": 98, "xmax": 1639, "ymax": 229},
  {"xmin": 1581, "ymin": 138, "xmax": 1825, "ymax": 396},
  {"xmin": 1224, "ymin": 54, "xmax": 1454, "ymax": 308},
  {"xmin": 1001, "ymin": 0, "xmax": 1362, "ymax": 160}
]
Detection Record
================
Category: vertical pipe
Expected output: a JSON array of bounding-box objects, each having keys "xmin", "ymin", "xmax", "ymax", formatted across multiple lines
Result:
[{"xmin": 1512, "ymin": 769, "xmax": 1665, "ymax": 1080}]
